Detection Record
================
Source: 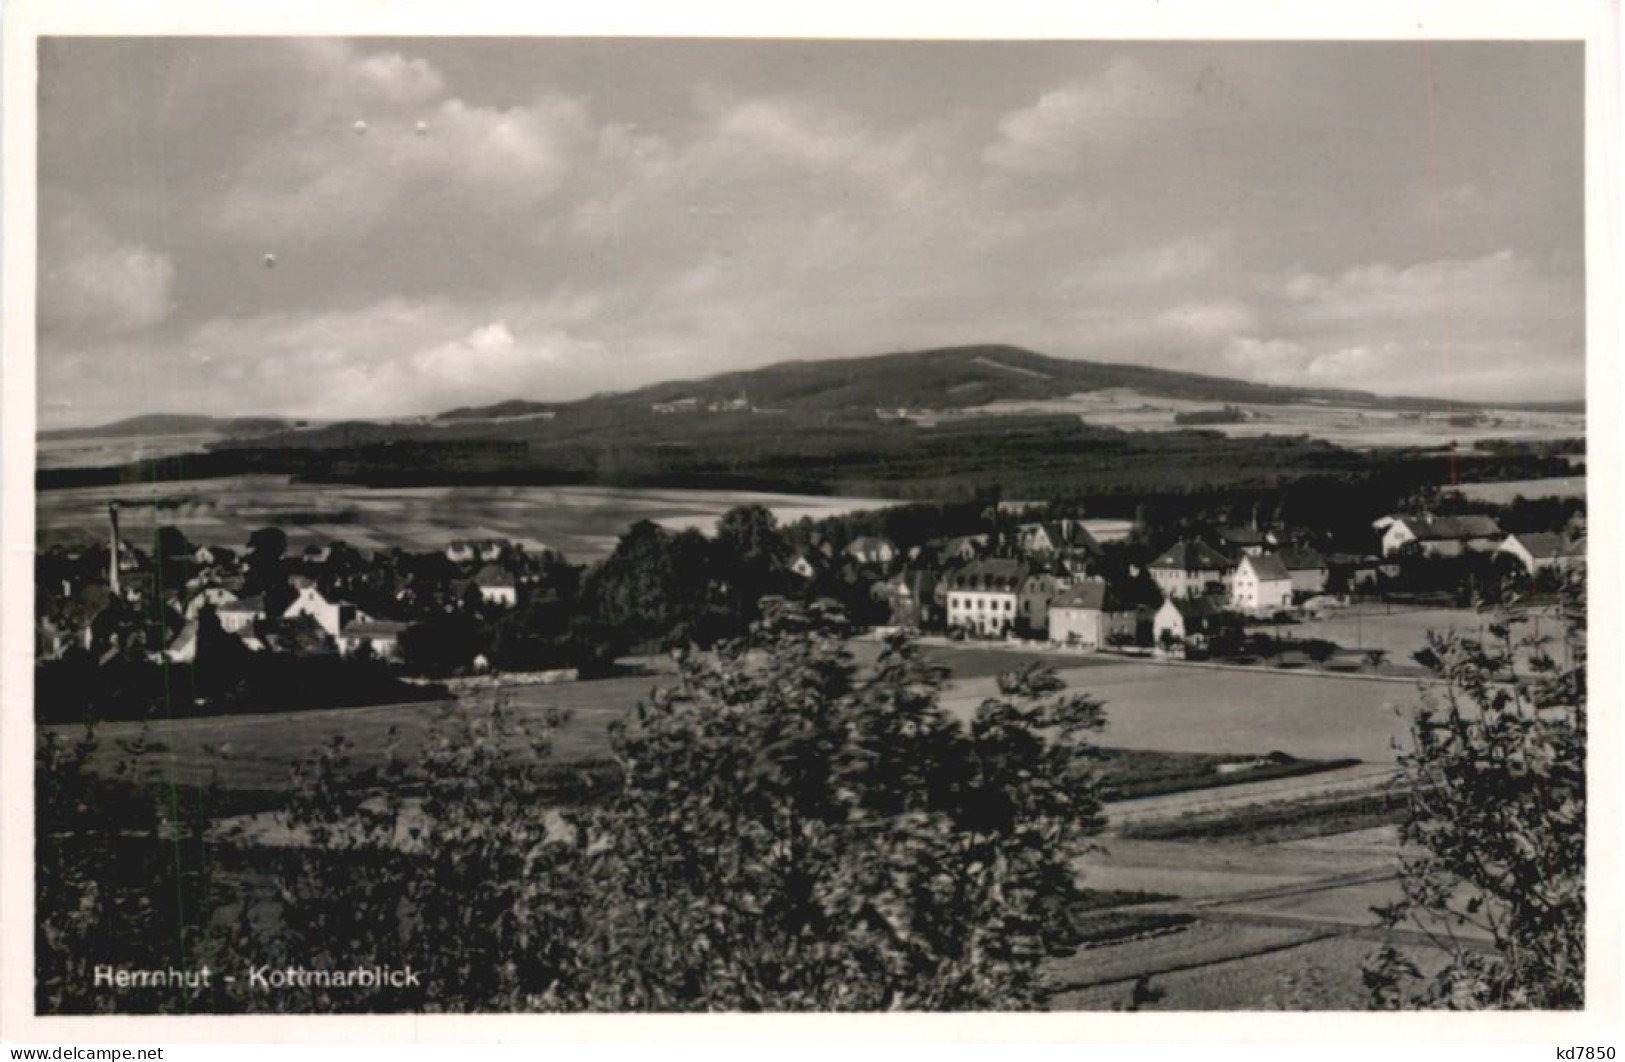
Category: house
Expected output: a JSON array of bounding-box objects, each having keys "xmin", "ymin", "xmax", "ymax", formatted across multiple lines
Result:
[
  {"xmin": 1325, "ymin": 552, "xmax": 1388, "ymax": 592},
  {"xmin": 184, "ymin": 586, "xmax": 239, "ymax": 619},
  {"xmin": 936, "ymin": 535, "xmax": 990, "ymax": 563},
  {"xmin": 882, "ymin": 569, "xmax": 940, "ymax": 629},
  {"xmin": 1048, "ymin": 579, "xmax": 1138, "ymax": 651},
  {"xmin": 283, "ymin": 584, "xmax": 354, "ymax": 638},
  {"xmin": 1497, "ymin": 532, "xmax": 1571, "ymax": 575},
  {"xmin": 1230, "ymin": 553, "xmax": 1294, "ymax": 615},
  {"xmin": 1017, "ymin": 570, "xmax": 1074, "ymax": 635},
  {"xmin": 1147, "ymin": 540, "xmax": 1235, "ymax": 599},
  {"xmin": 1375, "ymin": 514, "xmax": 1503, "ymax": 557},
  {"xmin": 446, "ymin": 538, "xmax": 513, "ymax": 565},
  {"xmin": 338, "ymin": 619, "xmax": 409, "ymax": 661},
  {"xmin": 1276, "ymin": 548, "xmax": 1329, "ymax": 597},
  {"xmin": 217, "ymin": 595, "xmax": 265, "ymax": 634},
  {"xmin": 844, "ymin": 536, "xmax": 898, "ymax": 567},
  {"xmin": 1017, "ymin": 520, "xmax": 1103, "ymax": 560},
  {"xmin": 193, "ymin": 545, "xmax": 238, "ymax": 568},
  {"xmin": 1215, "ymin": 526, "xmax": 1273, "ymax": 557},
  {"xmin": 473, "ymin": 564, "xmax": 518, "ymax": 606},
  {"xmin": 162, "ymin": 619, "xmax": 200, "ymax": 664},
  {"xmin": 788, "ymin": 547, "xmax": 830, "ymax": 581},
  {"xmin": 1153, "ymin": 596, "xmax": 1227, "ymax": 657},
  {"xmin": 943, "ymin": 559, "xmax": 1027, "ymax": 637}
]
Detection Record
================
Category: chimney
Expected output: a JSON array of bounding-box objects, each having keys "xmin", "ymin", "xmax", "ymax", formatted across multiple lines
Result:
[{"xmin": 108, "ymin": 501, "xmax": 121, "ymax": 596}]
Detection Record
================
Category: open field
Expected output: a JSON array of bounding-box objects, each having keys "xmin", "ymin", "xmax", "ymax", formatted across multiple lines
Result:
[
  {"xmin": 936, "ymin": 387, "xmax": 1583, "ymax": 451},
  {"xmin": 944, "ymin": 657, "xmax": 1417, "ymax": 763},
  {"xmin": 34, "ymin": 476, "xmax": 897, "ymax": 563},
  {"xmin": 1295, "ymin": 602, "xmax": 1578, "ymax": 672},
  {"xmin": 1455, "ymin": 474, "xmax": 1587, "ymax": 502},
  {"xmin": 44, "ymin": 647, "xmax": 1422, "ymax": 795},
  {"xmin": 36, "ymin": 432, "xmax": 223, "ymax": 471}
]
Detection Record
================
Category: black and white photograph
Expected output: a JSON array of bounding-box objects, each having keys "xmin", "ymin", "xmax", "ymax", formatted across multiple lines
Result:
[{"xmin": 5, "ymin": 1, "xmax": 1618, "ymax": 1038}]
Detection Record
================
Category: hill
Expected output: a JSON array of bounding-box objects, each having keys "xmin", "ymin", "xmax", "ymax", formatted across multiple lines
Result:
[
  {"xmin": 568, "ymin": 345, "xmax": 1438, "ymax": 415},
  {"xmin": 41, "ymin": 414, "xmax": 293, "ymax": 440}
]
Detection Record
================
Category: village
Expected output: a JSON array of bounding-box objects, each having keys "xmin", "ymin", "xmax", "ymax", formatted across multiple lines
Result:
[{"xmin": 34, "ymin": 488, "xmax": 1587, "ymax": 712}]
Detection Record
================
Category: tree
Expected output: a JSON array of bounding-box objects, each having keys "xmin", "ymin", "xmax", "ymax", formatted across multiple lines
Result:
[
  {"xmin": 1365, "ymin": 564, "xmax": 1586, "ymax": 1009},
  {"xmin": 570, "ymin": 598, "xmax": 1108, "ymax": 1010},
  {"xmin": 1303, "ymin": 638, "xmax": 1338, "ymax": 670}
]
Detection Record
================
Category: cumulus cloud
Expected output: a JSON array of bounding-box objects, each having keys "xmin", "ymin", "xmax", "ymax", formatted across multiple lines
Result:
[
  {"xmin": 39, "ymin": 208, "xmax": 176, "ymax": 337},
  {"xmin": 35, "ymin": 40, "xmax": 1584, "ymax": 425},
  {"xmin": 984, "ymin": 58, "xmax": 1181, "ymax": 173}
]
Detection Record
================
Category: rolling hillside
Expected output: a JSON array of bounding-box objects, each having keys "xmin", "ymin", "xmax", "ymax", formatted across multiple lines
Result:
[
  {"xmin": 40, "ymin": 414, "xmax": 294, "ymax": 440},
  {"xmin": 449, "ymin": 344, "xmax": 1476, "ymax": 420}
]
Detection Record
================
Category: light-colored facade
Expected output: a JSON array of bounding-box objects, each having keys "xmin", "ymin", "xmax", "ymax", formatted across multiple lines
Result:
[
  {"xmin": 1230, "ymin": 554, "xmax": 1294, "ymax": 615},
  {"xmin": 944, "ymin": 559, "xmax": 1026, "ymax": 637}
]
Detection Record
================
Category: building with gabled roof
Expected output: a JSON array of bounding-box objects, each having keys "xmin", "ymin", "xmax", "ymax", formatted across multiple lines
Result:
[
  {"xmin": 1276, "ymin": 547, "xmax": 1329, "ymax": 596},
  {"xmin": 1498, "ymin": 531, "xmax": 1573, "ymax": 575},
  {"xmin": 1147, "ymin": 540, "xmax": 1236, "ymax": 600},
  {"xmin": 844, "ymin": 536, "xmax": 898, "ymax": 567},
  {"xmin": 1153, "ymin": 595, "xmax": 1229, "ymax": 657},
  {"xmin": 1231, "ymin": 553, "xmax": 1293, "ymax": 615},
  {"xmin": 1376, "ymin": 513, "xmax": 1504, "ymax": 557},
  {"xmin": 473, "ymin": 563, "xmax": 518, "ymax": 606},
  {"xmin": 1048, "ymin": 579, "xmax": 1140, "ymax": 651},
  {"xmin": 339, "ymin": 618, "xmax": 409, "ymax": 660}
]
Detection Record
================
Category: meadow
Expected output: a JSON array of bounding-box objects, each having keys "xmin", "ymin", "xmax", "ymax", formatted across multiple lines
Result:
[
  {"xmin": 960, "ymin": 387, "xmax": 1585, "ymax": 451},
  {"xmin": 1455, "ymin": 474, "xmax": 1587, "ymax": 502},
  {"xmin": 34, "ymin": 476, "xmax": 898, "ymax": 563},
  {"xmin": 43, "ymin": 646, "xmax": 1422, "ymax": 797}
]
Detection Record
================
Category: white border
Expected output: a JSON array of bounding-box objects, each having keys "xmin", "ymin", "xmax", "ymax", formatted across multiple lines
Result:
[{"xmin": 3, "ymin": 0, "xmax": 1620, "ymax": 1045}]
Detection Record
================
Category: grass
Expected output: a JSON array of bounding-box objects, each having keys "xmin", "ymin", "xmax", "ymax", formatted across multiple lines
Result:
[
  {"xmin": 1047, "ymin": 934, "xmax": 1446, "ymax": 1010},
  {"xmin": 34, "ymin": 476, "xmax": 896, "ymax": 564},
  {"xmin": 1116, "ymin": 788, "xmax": 1410, "ymax": 843}
]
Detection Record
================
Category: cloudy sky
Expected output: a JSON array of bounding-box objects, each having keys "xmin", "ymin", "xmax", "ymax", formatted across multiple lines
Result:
[{"xmin": 37, "ymin": 38, "xmax": 1583, "ymax": 427}]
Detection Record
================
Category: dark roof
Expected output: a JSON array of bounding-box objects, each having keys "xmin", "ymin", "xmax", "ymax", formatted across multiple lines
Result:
[
  {"xmin": 218, "ymin": 595, "xmax": 263, "ymax": 613},
  {"xmin": 343, "ymin": 619, "xmax": 409, "ymax": 638},
  {"xmin": 1508, "ymin": 532, "xmax": 1568, "ymax": 560},
  {"xmin": 1245, "ymin": 553, "xmax": 1291, "ymax": 580},
  {"xmin": 1401, "ymin": 514, "xmax": 1503, "ymax": 541},
  {"xmin": 1171, "ymin": 596, "xmax": 1225, "ymax": 620},
  {"xmin": 1218, "ymin": 526, "xmax": 1267, "ymax": 546},
  {"xmin": 1276, "ymin": 547, "xmax": 1326, "ymax": 571},
  {"xmin": 945, "ymin": 558, "xmax": 1027, "ymax": 591},
  {"xmin": 1051, "ymin": 581, "xmax": 1107, "ymax": 611},
  {"xmin": 1149, "ymin": 540, "xmax": 1234, "ymax": 572},
  {"xmin": 473, "ymin": 564, "xmax": 516, "ymax": 588}
]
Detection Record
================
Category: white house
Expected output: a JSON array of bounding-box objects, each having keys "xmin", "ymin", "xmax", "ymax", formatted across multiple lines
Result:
[
  {"xmin": 284, "ymin": 585, "xmax": 353, "ymax": 638},
  {"xmin": 1376, "ymin": 514, "xmax": 1503, "ymax": 557},
  {"xmin": 1276, "ymin": 548, "xmax": 1329, "ymax": 597},
  {"xmin": 474, "ymin": 564, "xmax": 519, "ymax": 607},
  {"xmin": 788, "ymin": 548, "xmax": 827, "ymax": 581},
  {"xmin": 1230, "ymin": 553, "xmax": 1294, "ymax": 615},
  {"xmin": 339, "ymin": 619, "xmax": 409, "ymax": 661},
  {"xmin": 1497, "ymin": 532, "xmax": 1571, "ymax": 575},
  {"xmin": 844, "ymin": 536, "xmax": 897, "ymax": 567},
  {"xmin": 1147, "ymin": 540, "xmax": 1235, "ymax": 600},
  {"xmin": 944, "ymin": 559, "xmax": 1027, "ymax": 637},
  {"xmin": 1152, "ymin": 596, "xmax": 1225, "ymax": 657},
  {"xmin": 216, "ymin": 595, "xmax": 264, "ymax": 634}
]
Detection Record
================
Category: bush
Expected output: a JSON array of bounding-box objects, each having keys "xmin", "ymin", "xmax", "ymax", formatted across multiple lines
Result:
[
  {"xmin": 1366, "ymin": 565, "xmax": 1586, "ymax": 1009},
  {"xmin": 38, "ymin": 600, "xmax": 1111, "ymax": 1013}
]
